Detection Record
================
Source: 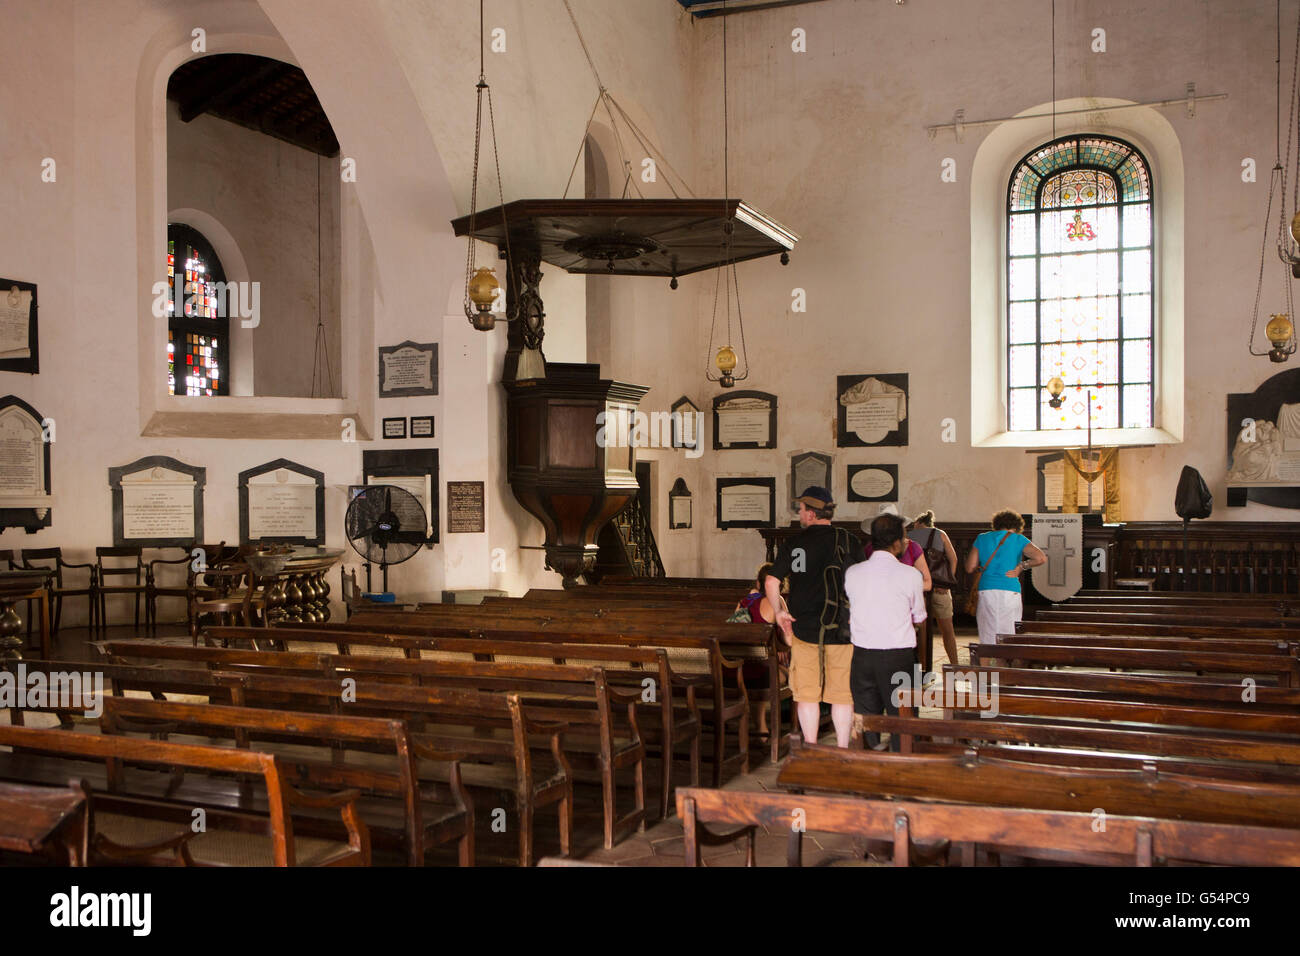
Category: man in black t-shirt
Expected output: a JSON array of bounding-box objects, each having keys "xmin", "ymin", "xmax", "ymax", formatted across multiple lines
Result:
[{"xmin": 762, "ymin": 486, "xmax": 862, "ymax": 748}]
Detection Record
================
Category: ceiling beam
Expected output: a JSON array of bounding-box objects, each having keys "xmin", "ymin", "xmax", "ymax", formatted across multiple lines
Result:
[
  {"xmin": 177, "ymin": 61, "xmax": 284, "ymax": 123},
  {"xmin": 680, "ymin": 0, "xmax": 828, "ymax": 17}
]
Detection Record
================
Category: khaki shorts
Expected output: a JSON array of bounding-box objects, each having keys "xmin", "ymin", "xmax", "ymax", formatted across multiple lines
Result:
[
  {"xmin": 788, "ymin": 637, "xmax": 854, "ymax": 705},
  {"xmin": 930, "ymin": 588, "xmax": 953, "ymax": 619}
]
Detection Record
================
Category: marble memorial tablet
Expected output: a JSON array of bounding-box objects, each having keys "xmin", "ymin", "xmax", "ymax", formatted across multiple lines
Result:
[
  {"xmin": 713, "ymin": 391, "xmax": 777, "ymax": 450},
  {"xmin": 716, "ymin": 477, "xmax": 775, "ymax": 529},
  {"xmin": 0, "ymin": 396, "xmax": 52, "ymax": 532},
  {"xmin": 846, "ymin": 464, "xmax": 898, "ymax": 502},
  {"xmin": 0, "ymin": 279, "xmax": 38, "ymax": 375},
  {"xmin": 379, "ymin": 341, "xmax": 439, "ymax": 397},
  {"xmin": 837, "ymin": 374, "xmax": 909, "ymax": 447},
  {"xmin": 670, "ymin": 396, "xmax": 701, "ymax": 451},
  {"xmin": 669, "ymin": 477, "xmax": 692, "ymax": 529},
  {"xmin": 447, "ymin": 481, "xmax": 485, "ymax": 533},
  {"xmin": 109, "ymin": 456, "xmax": 206, "ymax": 547},
  {"xmin": 789, "ymin": 452, "xmax": 831, "ymax": 511},
  {"xmin": 410, "ymin": 416, "xmax": 435, "ymax": 438},
  {"xmin": 240, "ymin": 459, "xmax": 325, "ymax": 545}
]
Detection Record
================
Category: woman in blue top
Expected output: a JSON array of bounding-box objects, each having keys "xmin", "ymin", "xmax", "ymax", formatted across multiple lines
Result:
[{"xmin": 963, "ymin": 510, "xmax": 1046, "ymax": 645}]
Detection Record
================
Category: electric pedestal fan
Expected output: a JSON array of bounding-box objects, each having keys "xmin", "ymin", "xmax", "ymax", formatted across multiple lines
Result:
[{"xmin": 344, "ymin": 484, "xmax": 433, "ymax": 596}]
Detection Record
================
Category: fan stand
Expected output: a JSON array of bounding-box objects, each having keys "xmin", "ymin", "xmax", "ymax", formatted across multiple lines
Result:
[{"xmin": 362, "ymin": 561, "xmax": 389, "ymax": 595}]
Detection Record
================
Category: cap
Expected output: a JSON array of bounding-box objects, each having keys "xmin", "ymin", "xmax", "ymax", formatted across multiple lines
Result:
[
  {"xmin": 862, "ymin": 501, "xmax": 909, "ymax": 532},
  {"xmin": 793, "ymin": 485, "xmax": 834, "ymax": 510}
]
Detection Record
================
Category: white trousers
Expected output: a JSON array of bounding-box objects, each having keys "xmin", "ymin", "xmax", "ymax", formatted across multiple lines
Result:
[{"xmin": 975, "ymin": 588, "xmax": 1022, "ymax": 644}]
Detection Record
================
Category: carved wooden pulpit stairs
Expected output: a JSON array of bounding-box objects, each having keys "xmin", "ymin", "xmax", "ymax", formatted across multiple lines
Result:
[{"xmin": 452, "ymin": 199, "xmax": 796, "ymax": 586}]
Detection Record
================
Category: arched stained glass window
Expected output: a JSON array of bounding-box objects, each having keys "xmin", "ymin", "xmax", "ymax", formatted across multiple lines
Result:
[
  {"xmin": 1007, "ymin": 135, "xmax": 1153, "ymax": 432},
  {"xmin": 166, "ymin": 223, "xmax": 230, "ymax": 397}
]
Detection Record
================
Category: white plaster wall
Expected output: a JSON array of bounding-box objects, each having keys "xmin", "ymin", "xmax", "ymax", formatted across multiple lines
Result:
[
  {"xmin": 626, "ymin": 0, "xmax": 1299, "ymax": 582},
  {"xmin": 0, "ymin": 0, "xmax": 696, "ymax": 622}
]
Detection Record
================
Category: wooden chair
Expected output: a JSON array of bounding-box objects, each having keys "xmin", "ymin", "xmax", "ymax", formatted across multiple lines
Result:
[
  {"xmin": 21, "ymin": 547, "xmax": 97, "ymax": 638},
  {"xmin": 95, "ymin": 546, "xmax": 147, "ymax": 637},
  {"xmin": 0, "ymin": 550, "xmax": 33, "ymax": 650},
  {"xmin": 146, "ymin": 541, "xmax": 236, "ymax": 637}
]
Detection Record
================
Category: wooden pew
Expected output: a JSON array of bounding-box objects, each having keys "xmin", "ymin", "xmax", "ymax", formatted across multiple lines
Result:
[
  {"xmin": 971, "ymin": 640, "xmax": 1300, "ymax": 686},
  {"xmin": 776, "ymin": 744, "xmax": 1300, "ymax": 830},
  {"xmin": 98, "ymin": 640, "xmax": 631, "ymax": 854},
  {"xmin": 204, "ymin": 624, "xmax": 703, "ymax": 820},
  {"xmin": 0, "ymin": 723, "xmax": 369, "ymax": 866},
  {"xmin": 1006, "ymin": 633, "xmax": 1299, "ymax": 656},
  {"xmin": 1018, "ymin": 620, "xmax": 1300, "ymax": 640},
  {"xmin": 99, "ymin": 696, "xmax": 474, "ymax": 866},
  {"xmin": 315, "ymin": 613, "xmax": 760, "ymax": 780},
  {"xmin": 1033, "ymin": 609, "xmax": 1300, "ymax": 629},
  {"xmin": 675, "ymin": 785, "xmax": 1300, "ymax": 867}
]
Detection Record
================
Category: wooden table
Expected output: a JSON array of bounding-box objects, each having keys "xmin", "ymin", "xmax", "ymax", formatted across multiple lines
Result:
[
  {"xmin": 0, "ymin": 780, "xmax": 88, "ymax": 865},
  {"xmin": 0, "ymin": 569, "xmax": 53, "ymax": 660}
]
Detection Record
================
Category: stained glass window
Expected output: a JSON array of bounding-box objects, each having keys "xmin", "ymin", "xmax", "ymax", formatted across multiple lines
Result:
[
  {"xmin": 1006, "ymin": 135, "xmax": 1154, "ymax": 432},
  {"xmin": 166, "ymin": 224, "xmax": 230, "ymax": 397}
]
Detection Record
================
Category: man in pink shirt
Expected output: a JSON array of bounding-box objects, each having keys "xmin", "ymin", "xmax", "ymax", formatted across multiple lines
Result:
[{"xmin": 845, "ymin": 512, "xmax": 927, "ymax": 752}]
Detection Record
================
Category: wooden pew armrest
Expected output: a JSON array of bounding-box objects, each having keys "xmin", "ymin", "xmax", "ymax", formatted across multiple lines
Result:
[
  {"xmin": 280, "ymin": 782, "xmax": 371, "ymax": 860},
  {"xmin": 280, "ymin": 783, "xmax": 364, "ymax": 811},
  {"xmin": 92, "ymin": 829, "xmax": 197, "ymax": 866}
]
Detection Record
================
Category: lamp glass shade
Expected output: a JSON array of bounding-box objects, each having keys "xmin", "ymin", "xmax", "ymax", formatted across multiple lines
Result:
[
  {"xmin": 1046, "ymin": 375, "xmax": 1065, "ymax": 398},
  {"xmin": 467, "ymin": 267, "xmax": 500, "ymax": 311},
  {"xmin": 1291, "ymin": 210, "xmax": 1300, "ymax": 245},
  {"xmin": 715, "ymin": 345, "xmax": 738, "ymax": 374},
  {"xmin": 1267, "ymin": 313, "xmax": 1295, "ymax": 347}
]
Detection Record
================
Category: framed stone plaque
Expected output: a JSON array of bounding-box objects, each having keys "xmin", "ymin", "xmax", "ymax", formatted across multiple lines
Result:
[
  {"xmin": 446, "ymin": 481, "xmax": 485, "ymax": 533},
  {"xmin": 362, "ymin": 448, "xmax": 438, "ymax": 544},
  {"xmin": 0, "ymin": 278, "xmax": 38, "ymax": 375},
  {"xmin": 837, "ymin": 374, "xmax": 909, "ymax": 447},
  {"xmin": 383, "ymin": 417, "xmax": 407, "ymax": 439},
  {"xmin": 670, "ymin": 396, "xmax": 701, "ymax": 451},
  {"xmin": 239, "ymin": 459, "xmax": 325, "ymax": 546},
  {"xmin": 0, "ymin": 396, "xmax": 52, "ymax": 533},
  {"xmin": 789, "ymin": 451, "xmax": 831, "ymax": 512},
  {"xmin": 716, "ymin": 477, "xmax": 775, "ymax": 529},
  {"xmin": 846, "ymin": 464, "xmax": 898, "ymax": 502},
  {"xmin": 378, "ymin": 340, "xmax": 438, "ymax": 397},
  {"xmin": 410, "ymin": 415, "xmax": 435, "ymax": 439},
  {"xmin": 109, "ymin": 456, "xmax": 205, "ymax": 547},
  {"xmin": 713, "ymin": 391, "xmax": 777, "ymax": 450},
  {"xmin": 669, "ymin": 477, "xmax": 692, "ymax": 529}
]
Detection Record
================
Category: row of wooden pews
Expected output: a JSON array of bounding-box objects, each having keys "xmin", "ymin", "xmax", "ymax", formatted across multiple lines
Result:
[{"xmin": 669, "ymin": 581, "xmax": 1300, "ymax": 866}]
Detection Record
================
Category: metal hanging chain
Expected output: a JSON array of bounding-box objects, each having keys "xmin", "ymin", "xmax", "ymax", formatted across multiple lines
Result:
[
  {"xmin": 312, "ymin": 155, "xmax": 335, "ymax": 397},
  {"xmin": 1251, "ymin": 0, "xmax": 1300, "ymax": 354},
  {"xmin": 464, "ymin": 0, "xmax": 517, "ymax": 318},
  {"xmin": 559, "ymin": 0, "xmax": 688, "ymax": 200},
  {"xmin": 1051, "ymin": 0, "xmax": 1056, "ymax": 141}
]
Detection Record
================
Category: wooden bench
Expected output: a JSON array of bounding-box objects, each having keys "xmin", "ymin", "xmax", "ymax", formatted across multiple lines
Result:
[
  {"xmin": 972, "ymin": 640, "xmax": 1300, "ymax": 686},
  {"xmin": 100, "ymin": 639, "xmax": 644, "ymax": 851},
  {"xmin": 776, "ymin": 744, "xmax": 1300, "ymax": 831},
  {"xmin": 325, "ymin": 614, "xmax": 759, "ymax": 780},
  {"xmin": 100, "ymin": 696, "xmax": 474, "ymax": 866},
  {"xmin": 0, "ymin": 723, "xmax": 368, "ymax": 866},
  {"xmin": 675, "ymin": 784, "xmax": 1300, "ymax": 867},
  {"xmin": 205, "ymin": 624, "xmax": 703, "ymax": 820}
]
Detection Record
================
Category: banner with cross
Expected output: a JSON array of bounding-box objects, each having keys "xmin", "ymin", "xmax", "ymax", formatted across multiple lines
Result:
[{"xmin": 1030, "ymin": 513, "xmax": 1083, "ymax": 603}]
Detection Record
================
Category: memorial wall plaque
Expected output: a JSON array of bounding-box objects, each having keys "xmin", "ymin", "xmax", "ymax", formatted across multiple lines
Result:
[
  {"xmin": 789, "ymin": 451, "xmax": 831, "ymax": 512},
  {"xmin": 837, "ymin": 374, "xmax": 909, "ymax": 447},
  {"xmin": 670, "ymin": 396, "xmax": 701, "ymax": 451},
  {"xmin": 0, "ymin": 396, "xmax": 52, "ymax": 533},
  {"xmin": 713, "ymin": 391, "xmax": 777, "ymax": 450},
  {"xmin": 446, "ymin": 481, "xmax": 485, "ymax": 533},
  {"xmin": 669, "ymin": 477, "xmax": 692, "ymax": 529},
  {"xmin": 846, "ymin": 464, "xmax": 899, "ymax": 502},
  {"xmin": 1036, "ymin": 452, "xmax": 1105, "ymax": 513},
  {"xmin": 0, "ymin": 278, "xmax": 38, "ymax": 375},
  {"xmin": 109, "ymin": 456, "xmax": 205, "ymax": 547},
  {"xmin": 716, "ymin": 477, "xmax": 775, "ymax": 529},
  {"xmin": 379, "ymin": 341, "xmax": 438, "ymax": 397},
  {"xmin": 383, "ymin": 417, "xmax": 407, "ymax": 439},
  {"xmin": 362, "ymin": 448, "xmax": 439, "ymax": 544},
  {"xmin": 410, "ymin": 416, "xmax": 435, "ymax": 438},
  {"xmin": 239, "ymin": 459, "xmax": 325, "ymax": 546}
]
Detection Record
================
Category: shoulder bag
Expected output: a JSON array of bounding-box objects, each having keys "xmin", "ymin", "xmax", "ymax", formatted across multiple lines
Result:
[{"xmin": 963, "ymin": 531, "xmax": 1011, "ymax": 617}]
